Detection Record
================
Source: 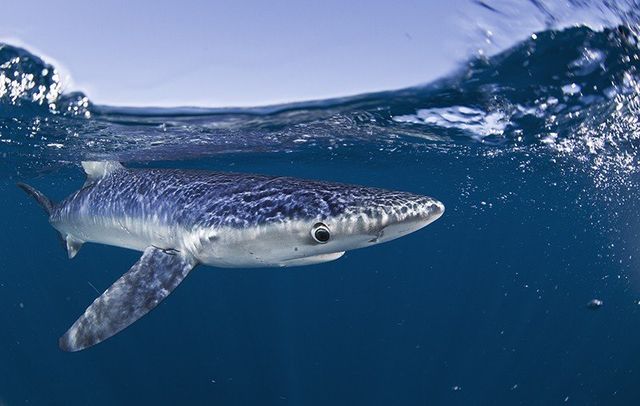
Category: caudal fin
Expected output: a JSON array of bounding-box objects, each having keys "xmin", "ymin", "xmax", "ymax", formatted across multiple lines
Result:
[
  {"xmin": 16, "ymin": 182, "xmax": 81, "ymax": 258},
  {"xmin": 17, "ymin": 182, "xmax": 54, "ymax": 215}
]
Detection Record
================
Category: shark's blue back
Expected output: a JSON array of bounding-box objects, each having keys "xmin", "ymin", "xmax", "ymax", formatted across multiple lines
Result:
[{"xmin": 54, "ymin": 167, "xmax": 432, "ymax": 229}]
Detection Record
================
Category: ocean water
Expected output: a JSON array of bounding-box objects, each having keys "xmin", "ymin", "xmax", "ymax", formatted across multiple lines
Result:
[{"xmin": 2, "ymin": 13, "xmax": 640, "ymax": 406}]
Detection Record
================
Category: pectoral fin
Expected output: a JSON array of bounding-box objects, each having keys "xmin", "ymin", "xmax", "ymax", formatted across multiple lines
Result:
[{"xmin": 59, "ymin": 247, "xmax": 197, "ymax": 352}]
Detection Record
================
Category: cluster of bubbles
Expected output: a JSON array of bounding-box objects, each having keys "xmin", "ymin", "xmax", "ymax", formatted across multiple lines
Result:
[
  {"xmin": 0, "ymin": 44, "xmax": 90, "ymax": 117},
  {"xmin": 391, "ymin": 23, "xmax": 640, "ymax": 194}
]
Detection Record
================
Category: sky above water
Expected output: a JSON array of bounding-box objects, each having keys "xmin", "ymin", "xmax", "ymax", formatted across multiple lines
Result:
[{"xmin": 0, "ymin": 0, "xmax": 593, "ymax": 107}]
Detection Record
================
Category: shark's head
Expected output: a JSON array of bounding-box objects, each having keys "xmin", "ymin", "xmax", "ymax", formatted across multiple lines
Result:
[{"xmin": 191, "ymin": 176, "xmax": 444, "ymax": 268}]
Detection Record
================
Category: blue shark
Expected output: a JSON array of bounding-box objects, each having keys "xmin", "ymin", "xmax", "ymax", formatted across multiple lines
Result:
[{"xmin": 18, "ymin": 161, "xmax": 444, "ymax": 351}]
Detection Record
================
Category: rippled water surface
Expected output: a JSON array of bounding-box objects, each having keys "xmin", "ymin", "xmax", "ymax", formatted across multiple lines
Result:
[{"xmin": 2, "ymin": 3, "xmax": 640, "ymax": 404}]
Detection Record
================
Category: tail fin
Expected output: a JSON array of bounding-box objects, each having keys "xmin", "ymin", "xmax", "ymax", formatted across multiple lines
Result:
[
  {"xmin": 17, "ymin": 182, "xmax": 54, "ymax": 215},
  {"xmin": 18, "ymin": 182, "xmax": 84, "ymax": 259}
]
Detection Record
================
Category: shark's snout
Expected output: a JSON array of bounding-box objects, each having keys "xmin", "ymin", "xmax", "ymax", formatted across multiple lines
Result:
[
  {"xmin": 419, "ymin": 198, "xmax": 445, "ymax": 223},
  {"xmin": 369, "ymin": 195, "xmax": 444, "ymax": 244}
]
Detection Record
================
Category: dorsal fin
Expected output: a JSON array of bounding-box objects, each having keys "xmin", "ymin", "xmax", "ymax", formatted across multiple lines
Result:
[{"xmin": 81, "ymin": 161, "xmax": 124, "ymax": 182}]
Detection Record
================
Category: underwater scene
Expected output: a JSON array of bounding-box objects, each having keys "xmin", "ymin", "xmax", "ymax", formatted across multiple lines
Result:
[{"xmin": 2, "ymin": 1, "xmax": 640, "ymax": 405}]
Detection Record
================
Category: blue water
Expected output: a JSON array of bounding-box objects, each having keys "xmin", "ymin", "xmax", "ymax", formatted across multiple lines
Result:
[{"xmin": 2, "ymin": 16, "xmax": 640, "ymax": 406}]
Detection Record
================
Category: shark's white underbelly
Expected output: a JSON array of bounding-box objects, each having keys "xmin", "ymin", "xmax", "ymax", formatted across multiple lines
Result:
[
  {"xmin": 54, "ymin": 214, "xmax": 348, "ymax": 268},
  {"xmin": 53, "ymin": 215, "xmax": 180, "ymax": 254}
]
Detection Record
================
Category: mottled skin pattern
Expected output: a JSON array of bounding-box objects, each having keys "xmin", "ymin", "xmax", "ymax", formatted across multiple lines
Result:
[{"xmin": 52, "ymin": 168, "xmax": 437, "ymax": 230}]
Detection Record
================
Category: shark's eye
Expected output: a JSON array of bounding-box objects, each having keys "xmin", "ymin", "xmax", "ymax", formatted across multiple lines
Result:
[{"xmin": 311, "ymin": 223, "xmax": 330, "ymax": 243}]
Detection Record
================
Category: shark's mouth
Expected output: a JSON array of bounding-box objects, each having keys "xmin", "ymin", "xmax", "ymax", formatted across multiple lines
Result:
[{"xmin": 278, "ymin": 251, "xmax": 345, "ymax": 267}]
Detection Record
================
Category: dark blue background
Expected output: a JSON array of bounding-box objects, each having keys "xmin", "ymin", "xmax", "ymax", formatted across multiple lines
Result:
[{"xmin": 2, "ymin": 148, "xmax": 639, "ymax": 405}]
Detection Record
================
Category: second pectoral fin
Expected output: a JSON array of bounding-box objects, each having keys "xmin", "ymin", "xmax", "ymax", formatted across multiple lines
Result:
[{"xmin": 59, "ymin": 247, "xmax": 197, "ymax": 352}]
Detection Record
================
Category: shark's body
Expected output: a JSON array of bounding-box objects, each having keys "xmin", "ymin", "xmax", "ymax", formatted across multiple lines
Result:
[{"xmin": 19, "ymin": 161, "xmax": 444, "ymax": 351}]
